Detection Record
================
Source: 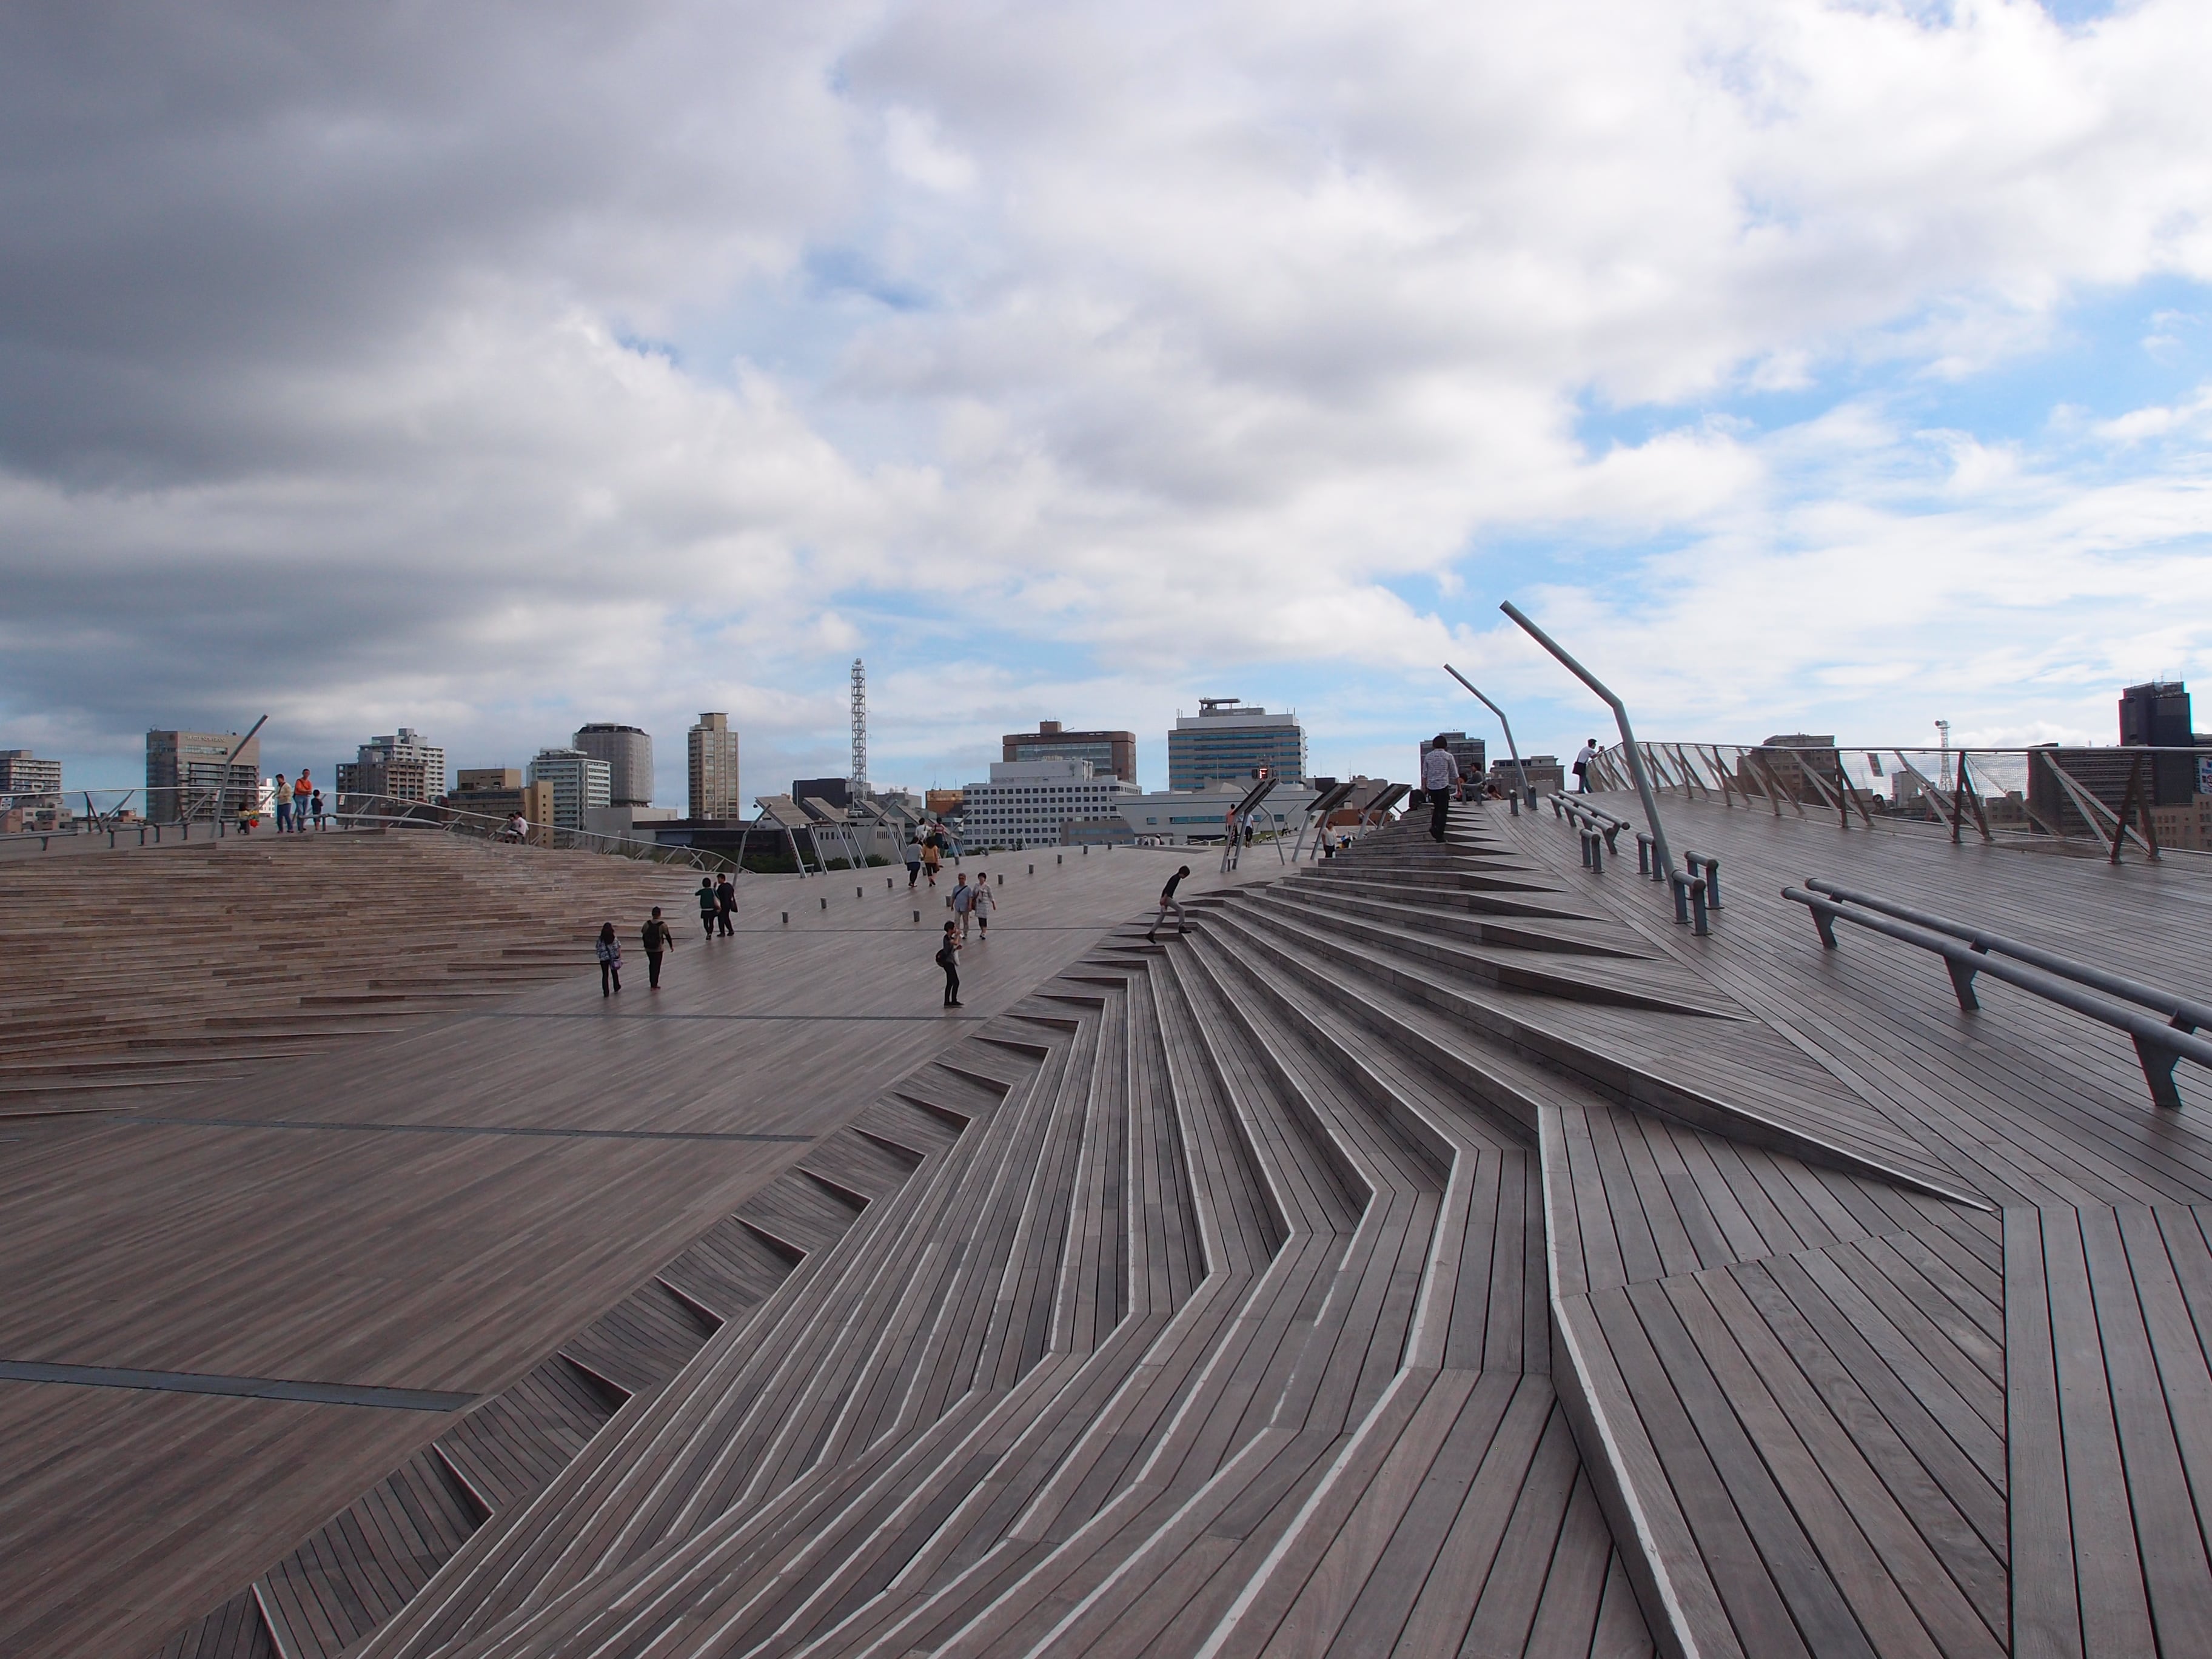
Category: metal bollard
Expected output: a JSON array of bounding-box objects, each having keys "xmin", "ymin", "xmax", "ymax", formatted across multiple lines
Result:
[
  {"xmin": 781, "ymin": 911, "xmax": 789, "ymax": 924},
  {"xmin": 1579, "ymin": 830, "xmax": 1592, "ymax": 869},
  {"xmin": 1589, "ymin": 831, "xmax": 1603, "ymax": 874},
  {"xmin": 913, "ymin": 910, "xmax": 920, "ymax": 923},
  {"xmin": 1028, "ymin": 864, "xmax": 1034, "ymax": 875},
  {"xmin": 856, "ymin": 886, "xmax": 863, "ymax": 898},
  {"xmin": 1509, "ymin": 794, "xmax": 1519, "ymax": 816},
  {"xmin": 820, "ymin": 896, "xmax": 827, "ymax": 910},
  {"xmin": 1691, "ymin": 877, "xmax": 1709, "ymax": 936},
  {"xmin": 1685, "ymin": 851, "xmax": 1721, "ymax": 908},
  {"xmin": 1057, "ymin": 854, "xmax": 1062, "ymax": 864}
]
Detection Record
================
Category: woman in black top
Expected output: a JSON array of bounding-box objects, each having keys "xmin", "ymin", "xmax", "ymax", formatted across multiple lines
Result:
[{"xmin": 936, "ymin": 921, "xmax": 962, "ymax": 1008}]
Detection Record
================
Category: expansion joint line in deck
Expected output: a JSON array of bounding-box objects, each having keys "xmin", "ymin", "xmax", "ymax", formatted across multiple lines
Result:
[
  {"xmin": 0, "ymin": 1359, "xmax": 476, "ymax": 1411},
  {"xmin": 111, "ymin": 1114, "xmax": 816, "ymax": 1142}
]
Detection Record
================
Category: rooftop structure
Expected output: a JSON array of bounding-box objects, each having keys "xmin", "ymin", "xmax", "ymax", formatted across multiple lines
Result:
[
  {"xmin": 1002, "ymin": 719, "xmax": 1138, "ymax": 782},
  {"xmin": 1167, "ymin": 697, "xmax": 1306, "ymax": 790},
  {"xmin": 572, "ymin": 723, "xmax": 654, "ymax": 806},
  {"xmin": 26, "ymin": 757, "xmax": 2212, "ymax": 1658}
]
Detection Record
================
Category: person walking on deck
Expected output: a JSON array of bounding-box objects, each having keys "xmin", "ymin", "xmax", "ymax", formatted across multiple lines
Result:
[
  {"xmin": 1420, "ymin": 736, "xmax": 1460, "ymax": 842},
  {"xmin": 273, "ymin": 774, "xmax": 292, "ymax": 834},
  {"xmin": 921, "ymin": 830, "xmax": 943, "ymax": 888},
  {"xmin": 905, "ymin": 832, "xmax": 924, "ymax": 889},
  {"xmin": 715, "ymin": 873, "xmax": 737, "ymax": 936},
  {"xmin": 697, "ymin": 877, "xmax": 719, "ymax": 940},
  {"xmin": 1148, "ymin": 866, "xmax": 1191, "ymax": 942},
  {"xmin": 950, "ymin": 873, "xmax": 976, "ymax": 940},
  {"xmin": 1574, "ymin": 739, "xmax": 1598, "ymax": 793},
  {"xmin": 971, "ymin": 872, "xmax": 995, "ymax": 939},
  {"xmin": 292, "ymin": 770, "xmax": 313, "ymax": 832},
  {"xmin": 936, "ymin": 920, "xmax": 962, "ymax": 1007},
  {"xmin": 596, "ymin": 923, "xmax": 623, "ymax": 996},
  {"xmin": 642, "ymin": 907, "xmax": 675, "ymax": 990}
]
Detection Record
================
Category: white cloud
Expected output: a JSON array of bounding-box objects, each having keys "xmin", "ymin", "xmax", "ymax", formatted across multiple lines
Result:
[{"xmin": 5, "ymin": 0, "xmax": 2212, "ymax": 788}]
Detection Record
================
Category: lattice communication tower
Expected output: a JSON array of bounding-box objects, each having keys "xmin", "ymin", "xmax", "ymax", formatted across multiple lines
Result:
[{"xmin": 850, "ymin": 657, "xmax": 869, "ymax": 801}]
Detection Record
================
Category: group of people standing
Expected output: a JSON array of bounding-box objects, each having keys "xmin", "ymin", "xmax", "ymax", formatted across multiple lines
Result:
[{"xmin": 263, "ymin": 771, "xmax": 324, "ymax": 834}]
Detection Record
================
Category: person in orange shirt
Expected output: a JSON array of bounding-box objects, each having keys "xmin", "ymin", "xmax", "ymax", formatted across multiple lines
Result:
[{"xmin": 292, "ymin": 769, "xmax": 313, "ymax": 833}]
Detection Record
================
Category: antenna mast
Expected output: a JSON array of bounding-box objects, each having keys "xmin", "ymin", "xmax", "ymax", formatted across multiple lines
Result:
[{"xmin": 850, "ymin": 657, "xmax": 869, "ymax": 801}]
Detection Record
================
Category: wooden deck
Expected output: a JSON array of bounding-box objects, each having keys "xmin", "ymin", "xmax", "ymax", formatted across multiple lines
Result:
[{"xmin": 10, "ymin": 800, "xmax": 2212, "ymax": 1657}]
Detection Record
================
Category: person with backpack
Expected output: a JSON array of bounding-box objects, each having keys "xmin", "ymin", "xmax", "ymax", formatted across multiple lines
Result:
[
  {"xmin": 642, "ymin": 906, "xmax": 675, "ymax": 990},
  {"xmin": 935, "ymin": 920, "xmax": 962, "ymax": 1008},
  {"xmin": 595, "ymin": 922, "xmax": 623, "ymax": 996},
  {"xmin": 715, "ymin": 873, "xmax": 737, "ymax": 936},
  {"xmin": 697, "ymin": 877, "xmax": 719, "ymax": 940}
]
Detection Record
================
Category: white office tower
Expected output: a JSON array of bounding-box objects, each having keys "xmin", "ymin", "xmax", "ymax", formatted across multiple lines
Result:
[
  {"xmin": 959, "ymin": 758, "xmax": 1142, "ymax": 848},
  {"xmin": 528, "ymin": 748, "xmax": 612, "ymax": 831},
  {"xmin": 335, "ymin": 728, "xmax": 447, "ymax": 803}
]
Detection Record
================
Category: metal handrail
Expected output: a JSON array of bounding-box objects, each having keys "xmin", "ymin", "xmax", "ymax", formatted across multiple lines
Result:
[
  {"xmin": 1783, "ymin": 883, "xmax": 2212, "ymax": 1108},
  {"xmin": 1803, "ymin": 878, "xmax": 2212, "ymax": 1032},
  {"xmin": 338, "ymin": 796, "xmax": 737, "ymax": 875}
]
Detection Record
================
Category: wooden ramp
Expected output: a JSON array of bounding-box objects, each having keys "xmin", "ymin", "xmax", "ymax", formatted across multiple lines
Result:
[{"xmin": 28, "ymin": 796, "xmax": 2212, "ymax": 1655}]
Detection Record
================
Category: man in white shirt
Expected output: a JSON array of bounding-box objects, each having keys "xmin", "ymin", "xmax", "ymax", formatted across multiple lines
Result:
[
  {"xmin": 1419, "ymin": 736, "xmax": 1460, "ymax": 842},
  {"xmin": 1574, "ymin": 739, "xmax": 1600, "ymax": 793}
]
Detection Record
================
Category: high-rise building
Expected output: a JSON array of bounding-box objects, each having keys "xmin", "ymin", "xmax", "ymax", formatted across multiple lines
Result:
[
  {"xmin": 0, "ymin": 749, "xmax": 62, "ymax": 798},
  {"xmin": 1002, "ymin": 720, "xmax": 1138, "ymax": 782},
  {"xmin": 1167, "ymin": 699, "xmax": 1307, "ymax": 791},
  {"xmin": 688, "ymin": 713, "xmax": 741, "ymax": 821},
  {"xmin": 335, "ymin": 728, "xmax": 448, "ymax": 803},
  {"xmin": 572, "ymin": 723, "xmax": 654, "ymax": 806},
  {"xmin": 527, "ymin": 748, "xmax": 611, "ymax": 831},
  {"xmin": 147, "ymin": 728, "xmax": 261, "ymax": 822},
  {"xmin": 2119, "ymin": 681, "xmax": 2196, "ymax": 806},
  {"xmin": 1424, "ymin": 732, "xmax": 1486, "ymax": 782}
]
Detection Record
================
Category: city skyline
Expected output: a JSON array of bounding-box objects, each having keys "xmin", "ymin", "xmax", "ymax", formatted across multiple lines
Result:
[{"xmin": 4, "ymin": 4, "xmax": 2210, "ymax": 811}]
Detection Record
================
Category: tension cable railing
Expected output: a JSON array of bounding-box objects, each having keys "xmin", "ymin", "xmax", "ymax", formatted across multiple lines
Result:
[
  {"xmin": 1783, "ymin": 879, "xmax": 2212, "ymax": 1108},
  {"xmin": 1585, "ymin": 740, "xmax": 2212, "ymax": 865},
  {"xmin": 337, "ymin": 795, "xmax": 737, "ymax": 876}
]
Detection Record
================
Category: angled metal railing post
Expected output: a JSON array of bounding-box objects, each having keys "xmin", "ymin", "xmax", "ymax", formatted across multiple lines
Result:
[
  {"xmin": 1497, "ymin": 603, "xmax": 1673, "ymax": 879},
  {"xmin": 1442, "ymin": 665, "xmax": 1533, "ymax": 806}
]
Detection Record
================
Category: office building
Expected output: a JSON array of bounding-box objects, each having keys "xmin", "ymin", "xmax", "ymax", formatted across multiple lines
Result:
[
  {"xmin": 1002, "ymin": 720, "xmax": 1138, "ymax": 782},
  {"xmin": 1115, "ymin": 779, "xmax": 1321, "ymax": 847},
  {"xmin": 335, "ymin": 728, "xmax": 448, "ymax": 803},
  {"xmin": 688, "ymin": 713, "xmax": 742, "ymax": 822},
  {"xmin": 792, "ymin": 777, "xmax": 851, "ymax": 812},
  {"xmin": 147, "ymin": 728, "xmax": 262, "ymax": 822},
  {"xmin": 959, "ymin": 759, "xmax": 1142, "ymax": 848},
  {"xmin": 924, "ymin": 788, "xmax": 965, "ymax": 820},
  {"xmin": 0, "ymin": 749, "xmax": 62, "ymax": 798},
  {"xmin": 528, "ymin": 748, "xmax": 612, "ymax": 831},
  {"xmin": 573, "ymin": 723, "xmax": 654, "ymax": 806},
  {"xmin": 2119, "ymin": 680, "xmax": 2197, "ymax": 806},
  {"xmin": 1166, "ymin": 699, "xmax": 1307, "ymax": 791},
  {"xmin": 1423, "ymin": 732, "xmax": 1486, "ymax": 782},
  {"xmin": 446, "ymin": 769, "xmax": 555, "ymax": 842}
]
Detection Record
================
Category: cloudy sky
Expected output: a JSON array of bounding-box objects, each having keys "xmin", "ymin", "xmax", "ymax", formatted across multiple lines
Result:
[{"xmin": 5, "ymin": 0, "xmax": 2210, "ymax": 802}]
